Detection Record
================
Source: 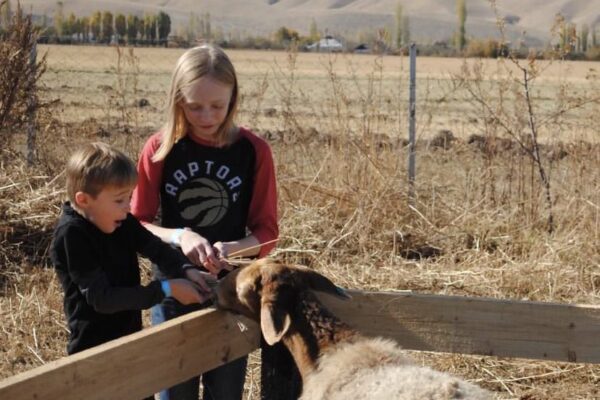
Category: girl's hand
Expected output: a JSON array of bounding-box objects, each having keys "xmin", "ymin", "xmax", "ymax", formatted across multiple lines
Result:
[
  {"xmin": 168, "ymin": 279, "xmax": 208, "ymax": 305},
  {"xmin": 213, "ymin": 241, "xmax": 234, "ymax": 271},
  {"xmin": 180, "ymin": 230, "xmax": 222, "ymax": 275},
  {"xmin": 184, "ymin": 268, "xmax": 216, "ymax": 295}
]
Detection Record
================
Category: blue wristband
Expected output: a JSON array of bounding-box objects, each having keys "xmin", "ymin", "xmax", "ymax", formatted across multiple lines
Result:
[{"xmin": 160, "ymin": 280, "xmax": 172, "ymax": 298}]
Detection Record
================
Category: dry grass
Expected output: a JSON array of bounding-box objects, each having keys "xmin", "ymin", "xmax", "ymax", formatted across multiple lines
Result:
[
  {"xmin": 1, "ymin": 45, "xmax": 599, "ymax": 399},
  {"xmin": 38, "ymin": 45, "xmax": 600, "ymax": 142}
]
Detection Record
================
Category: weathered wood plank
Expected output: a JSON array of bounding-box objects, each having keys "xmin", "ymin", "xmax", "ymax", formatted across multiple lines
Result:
[
  {"xmin": 321, "ymin": 291, "xmax": 600, "ymax": 363},
  {"xmin": 0, "ymin": 308, "xmax": 260, "ymax": 400},
  {"xmin": 1, "ymin": 292, "xmax": 599, "ymax": 400}
]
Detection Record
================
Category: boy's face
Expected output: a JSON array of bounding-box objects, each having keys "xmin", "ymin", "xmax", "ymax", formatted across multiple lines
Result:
[{"xmin": 75, "ymin": 185, "xmax": 134, "ymax": 234}]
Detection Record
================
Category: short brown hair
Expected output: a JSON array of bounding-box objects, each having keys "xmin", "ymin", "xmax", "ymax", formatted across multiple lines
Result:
[{"xmin": 66, "ymin": 142, "xmax": 137, "ymax": 203}]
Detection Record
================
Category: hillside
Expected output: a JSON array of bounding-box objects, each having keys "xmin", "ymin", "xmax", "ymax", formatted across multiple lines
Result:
[{"xmin": 19, "ymin": 0, "xmax": 600, "ymax": 44}]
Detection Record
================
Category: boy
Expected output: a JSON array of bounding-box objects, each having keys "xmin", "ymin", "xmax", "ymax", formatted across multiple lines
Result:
[{"xmin": 51, "ymin": 142, "xmax": 211, "ymax": 355}]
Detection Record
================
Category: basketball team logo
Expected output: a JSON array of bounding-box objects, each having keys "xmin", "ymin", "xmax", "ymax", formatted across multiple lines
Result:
[{"xmin": 177, "ymin": 177, "xmax": 229, "ymax": 227}]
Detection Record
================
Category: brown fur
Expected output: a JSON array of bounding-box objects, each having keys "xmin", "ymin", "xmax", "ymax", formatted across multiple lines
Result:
[{"xmin": 216, "ymin": 258, "xmax": 355, "ymax": 377}]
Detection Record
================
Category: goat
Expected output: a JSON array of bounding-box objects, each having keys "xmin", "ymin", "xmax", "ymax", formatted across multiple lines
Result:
[{"xmin": 216, "ymin": 258, "xmax": 492, "ymax": 400}]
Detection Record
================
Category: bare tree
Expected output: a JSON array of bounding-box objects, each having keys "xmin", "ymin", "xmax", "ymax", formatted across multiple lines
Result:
[{"xmin": 461, "ymin": 0, "xmax": 600, "ymax": 233}]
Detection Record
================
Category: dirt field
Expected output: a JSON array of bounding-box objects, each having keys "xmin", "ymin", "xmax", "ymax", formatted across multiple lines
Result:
[
  {"xmin": 40, "ymin": 45, "xmax": 600, "ymax": 142},
  {"xmin": 1, "ymin": 45, "xmax": 599, "ymax": 399}
]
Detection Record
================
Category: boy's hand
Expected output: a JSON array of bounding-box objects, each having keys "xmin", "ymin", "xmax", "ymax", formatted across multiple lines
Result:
[
  {"xmin": 168, "ymin": 279, "xmax": 208, "ymax": 305},
  {"xmin": 184, "ymin": 268, "xmax": 216, "ymax": 295}
]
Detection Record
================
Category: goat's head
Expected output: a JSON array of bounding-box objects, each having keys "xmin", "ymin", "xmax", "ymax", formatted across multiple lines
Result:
[{"xmin": 216, "ymin": 258, "xmax": 350, "ymax": 345}]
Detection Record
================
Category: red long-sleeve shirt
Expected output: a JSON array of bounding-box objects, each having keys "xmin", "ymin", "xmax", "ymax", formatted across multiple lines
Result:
[{"xmin": 131, "ymin": 127, "xmax": 278, "ymax": 257}]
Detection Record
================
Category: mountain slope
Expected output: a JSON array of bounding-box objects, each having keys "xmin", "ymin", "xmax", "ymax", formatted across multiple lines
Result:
[{"xmin": 20, "ymin": 0, "xmax": 600, "ymax": 44}]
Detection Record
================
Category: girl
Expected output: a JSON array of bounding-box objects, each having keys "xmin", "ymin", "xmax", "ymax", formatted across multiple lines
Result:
[{"xmin": 131, "ymin": 44, "xmax": 278, "ymax": 400}]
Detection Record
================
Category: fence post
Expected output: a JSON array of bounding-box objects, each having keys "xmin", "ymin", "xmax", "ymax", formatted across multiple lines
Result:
[
  {"xmin": 26, "ymin": 42, "xmax": 37, "ymax": 166},
  {"xmin": 408, "ymin": 43, "xmax": 417, "ymax": 204}
]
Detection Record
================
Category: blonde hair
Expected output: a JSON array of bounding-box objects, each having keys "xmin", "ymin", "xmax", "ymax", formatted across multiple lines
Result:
[
  {"xmin": 66, "ymin": 142, "xmax": 137, "ymax": 203},
  {"xmin": 153, "ymin": 44, "xmax": 239, "ymax": 162}
]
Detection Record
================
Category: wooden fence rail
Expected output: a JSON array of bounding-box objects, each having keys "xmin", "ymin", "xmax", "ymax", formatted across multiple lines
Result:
[{"xmin": 1, "ymin": 290, "xmax": 599, "ymax": 400}]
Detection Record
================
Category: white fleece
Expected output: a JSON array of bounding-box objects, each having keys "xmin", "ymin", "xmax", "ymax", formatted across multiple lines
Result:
[{"xmin": 300, "ymin": 338, "xmax": 492, "ymax": 400}]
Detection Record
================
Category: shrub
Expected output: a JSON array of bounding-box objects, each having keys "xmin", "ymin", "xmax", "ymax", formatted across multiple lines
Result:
[
  {"xmin": 0, "ymin": 2, "xmax": 46, "ymax": 143},
  {"xmin": 465, "ymin": 38, "xmax": 508, "ymax": 58},
  {"xmin": 585, "ymin": 46, "xmax": 600, "ymax": 61}
]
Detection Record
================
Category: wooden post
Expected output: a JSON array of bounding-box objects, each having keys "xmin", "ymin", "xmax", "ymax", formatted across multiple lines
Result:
[
  {"xmin": 26, "ymin": 42, "xmax": 36, "ymax": 166},
  {"xmin": 408, "ymin": 42, "xmax": 417, "ymax": 204}
]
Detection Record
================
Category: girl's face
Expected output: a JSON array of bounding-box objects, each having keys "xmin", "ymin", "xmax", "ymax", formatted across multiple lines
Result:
[{"xmin": 180, "ymin": 76, "xmax": 233, "ymax": 141}]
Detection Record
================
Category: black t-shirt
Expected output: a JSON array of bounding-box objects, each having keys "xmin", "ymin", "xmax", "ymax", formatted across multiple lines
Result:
[
  {"xmin": 159, "ymin": 134, "xmax": 256, "ymax": 244},
  {"xmin": 51, "ymin": 202, "xmax": 190, "ymax": 354}
]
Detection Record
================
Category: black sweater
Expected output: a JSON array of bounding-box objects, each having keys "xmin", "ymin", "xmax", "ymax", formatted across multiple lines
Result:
[{"xmin": 51, "ymin": 202, "xmax": 191, "ymax": 354}]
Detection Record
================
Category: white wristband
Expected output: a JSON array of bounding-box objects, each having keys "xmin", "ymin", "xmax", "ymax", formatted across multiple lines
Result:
[{"xmin": 170, "ymin": 228, "xmax": 185, "ymax": 246}]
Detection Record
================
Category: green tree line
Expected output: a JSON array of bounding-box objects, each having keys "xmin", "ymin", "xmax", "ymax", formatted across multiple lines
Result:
[{"xmin": 20, "ymin": 1, "xmax": 173, "ymax": 45}]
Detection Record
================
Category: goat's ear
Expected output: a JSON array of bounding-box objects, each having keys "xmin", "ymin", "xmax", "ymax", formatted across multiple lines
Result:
[
  {"xmin": 302, "ymin": 268, "xmax": 352, "ymax": 300},
  {"xmin": 260, "ymin": 302, "xmax": 291, "ymax": 345}
]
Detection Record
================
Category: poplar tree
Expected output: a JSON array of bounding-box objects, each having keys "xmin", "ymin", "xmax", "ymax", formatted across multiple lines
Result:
[
  {"xmin": 80, "ymin": 16, "xmax": 89, "ymax": 41},
  {"xmin": 456, "ymin": 0, "xmax": 467, "ymax": 51},
  {"xmin": 1, "ymin": 0, "xmax": 12, "ymax": 29},
  {"xmin": 157, "ymin": 11, "xmax": 170, "ymax": 42},
  {"xmin": 567, "ymin": 23, "xmax": 577, "ymax": 53},
  {"xmin": 101, "ymin": 11, "xmax": 113, "ymax": 43},
  {"xmin": 34, "ymin": 13, "xmax": 49, "ymax": 39},
  {"xmin": 204, "ymin": 12, "xmax": 211, "ymax": 39},
  {"xmin": 402, "ymin": 14, "xmax": 410, "ymax": 47},
  {"xmin": 187, "ymin": 12, "xmax": 198, "ymax": 41},
  {"xmin": 54, "ymin": 1, "xmax": 64, "ymax": 37},
  {"xmin": 198, "ymin": 15, "xmax": 204, "ymax": 39},
  {"xmin": 394, "ymin": 2, "xmax": 403, "ymax": 48},
  {"xmin": 90, "ymin": 11, "xmax": 101, "ymax": 41},
  {"xmin": 143, "ymin": 14, "xmax": 156, "ymax": 43},
  {"xmin": 135, "ymin": 16, "xmax": 144, "ymax": 42},
  {"xmin": 64, "ymin": 12, "xmax": 76, "ymax": 36},
  {"xmin": 115, "ymin": 13, "xmax": 126, "ymax": 42},
  {"xmin": 309, "ymin": 18, "xmax": 319, "ymax": 41},
  {"xmin": 126, "ymin": 14, "xmax": 138, "ymax": 43},
  {"xmin": 581, "ymin": 23, "xmax": 589, "ymax": 52}
]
